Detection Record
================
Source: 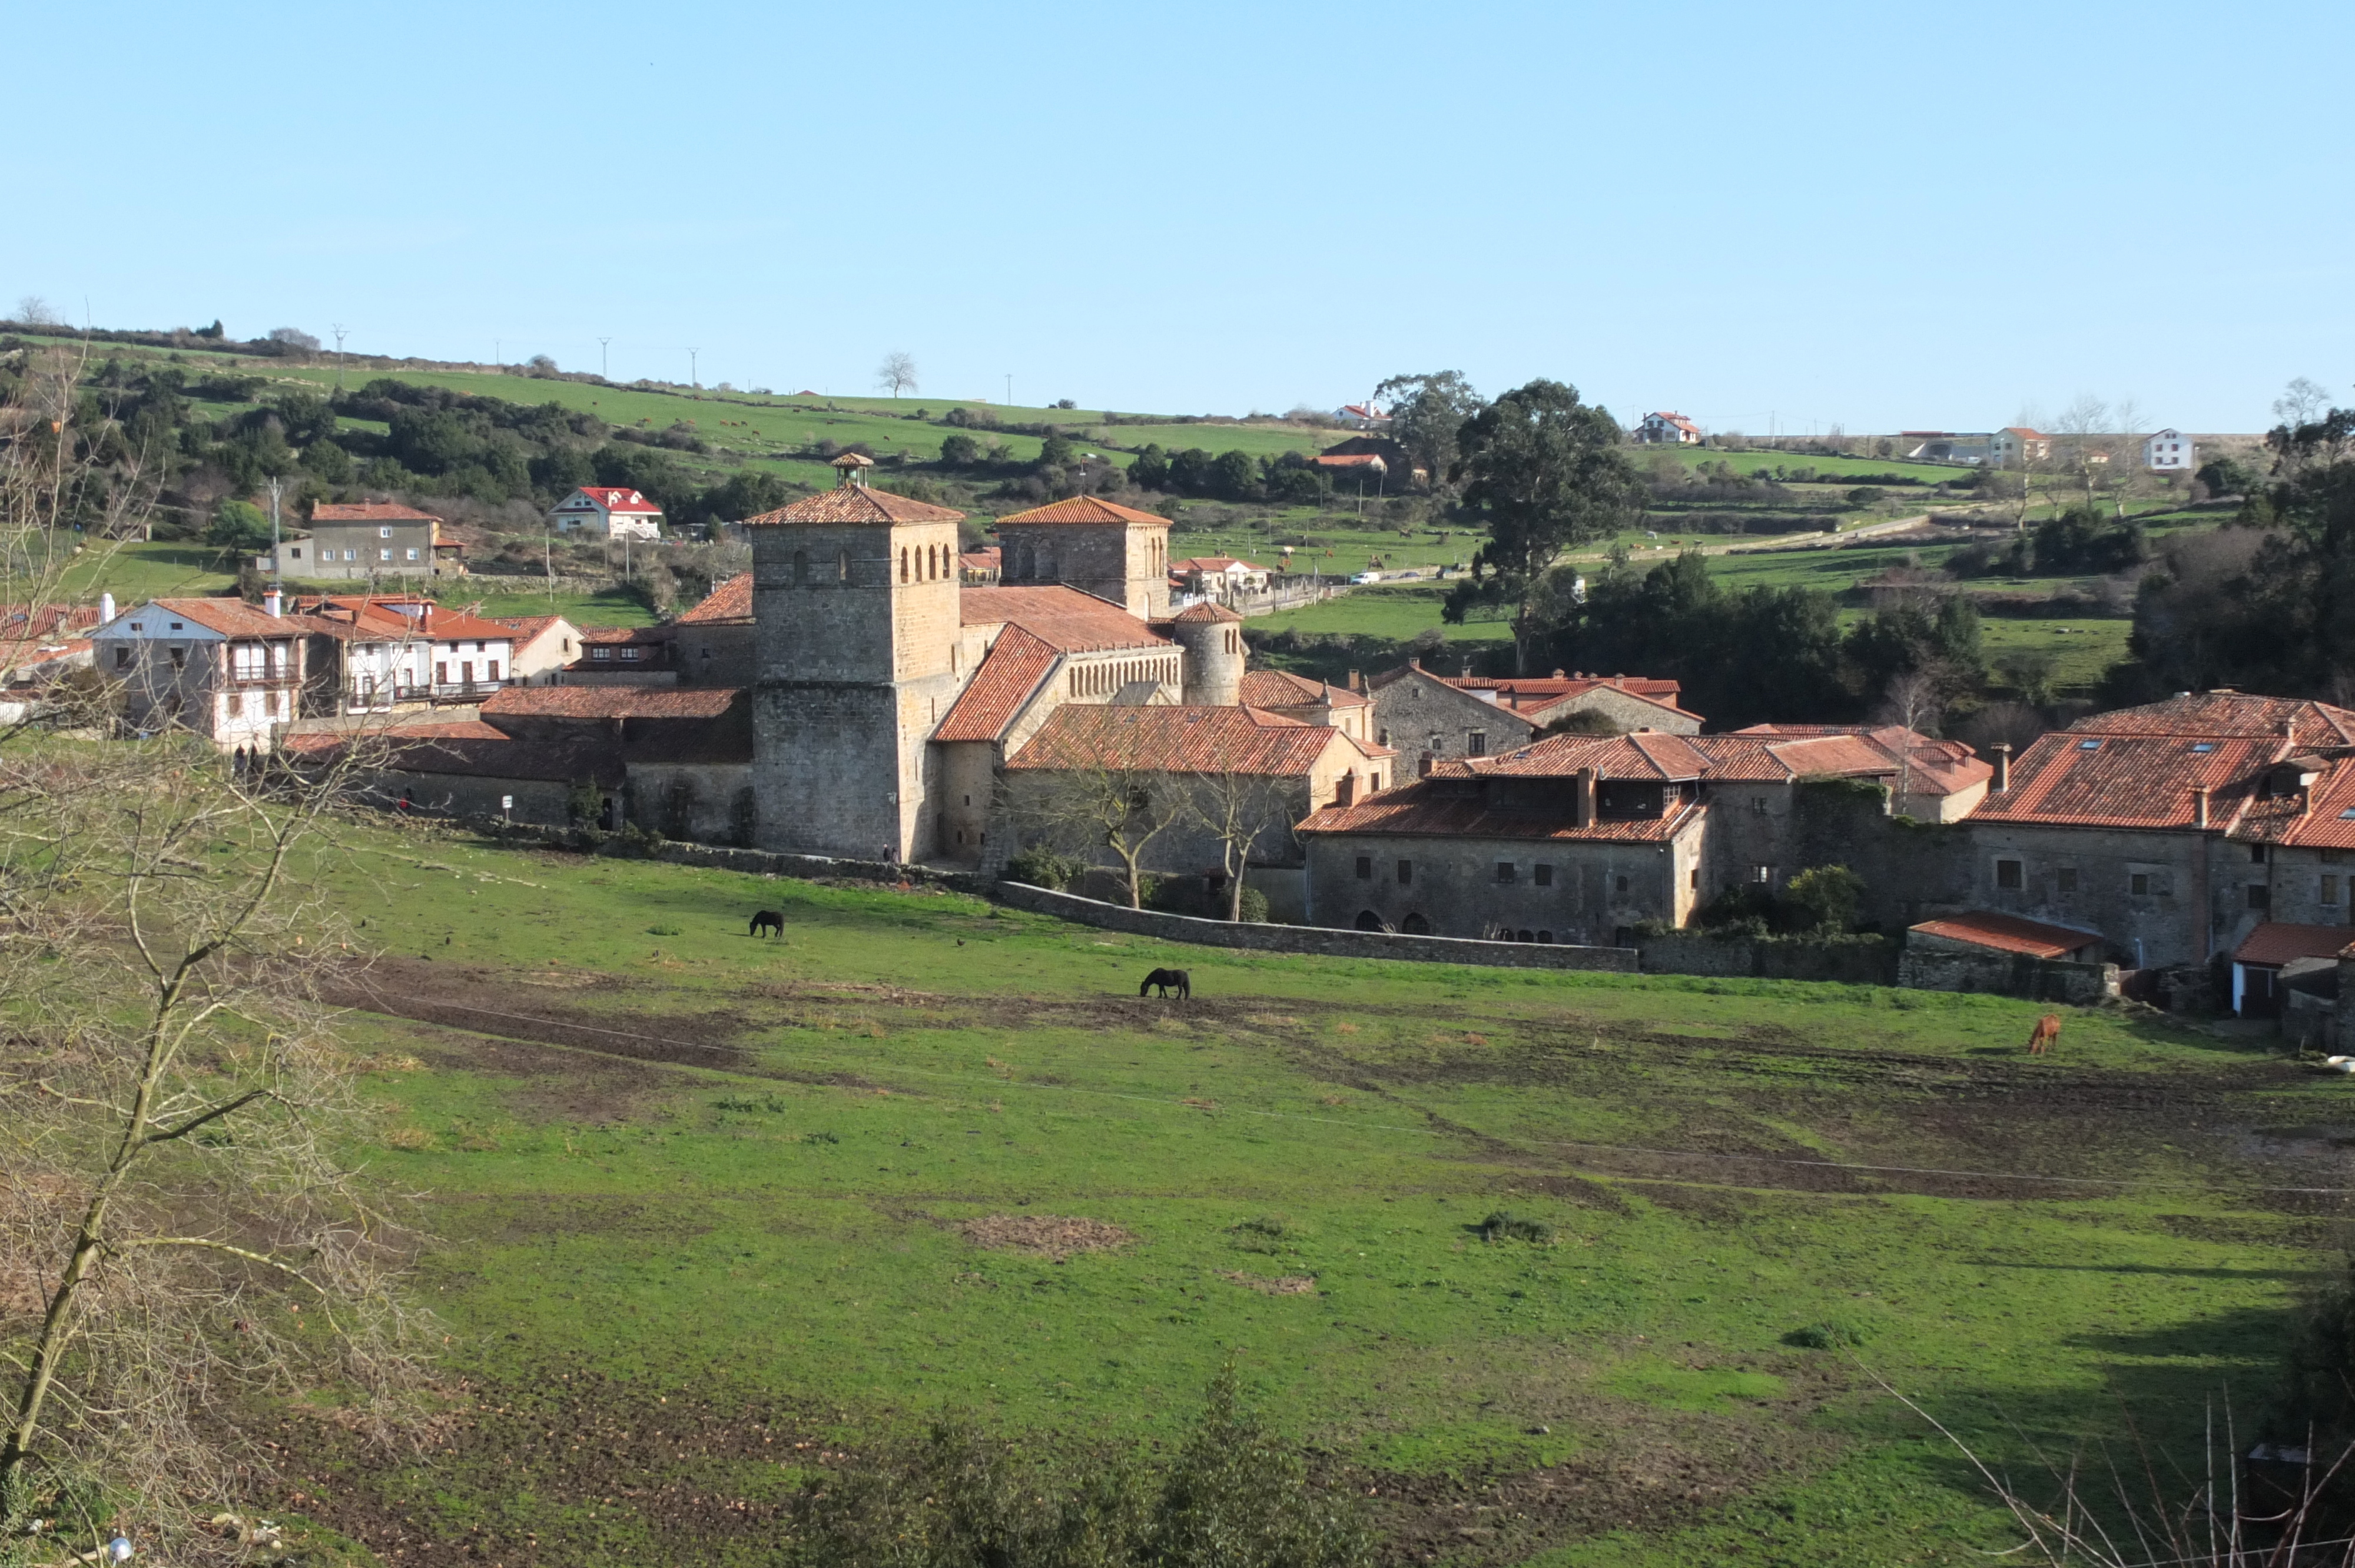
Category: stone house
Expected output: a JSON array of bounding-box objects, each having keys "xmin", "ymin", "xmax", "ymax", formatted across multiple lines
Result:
[
  {"xmin": 1963, "ymin": 692, "xmax": 2355, "ymax": 969},
  {"xmin": 1238, "ymin": 668, "xmax": 1374, "ymax": 743},
  {"xmin": 995, "ymin": 495, "xmax": 1172, "ymax": 618},
  {"xmin": 668, "ymin": 572, "xmax": 757, "ymax": 685},
  {"xmin": 264, "ymin": 503, "xmax": 462, "ymax": 580},
  {"xmin": 1296, "ymin": 724, "xmax": 1987, "ymax": 943},
  {"xmin": 1364, "ymin": 663, "xmax": 1699, "ymax": 769}
]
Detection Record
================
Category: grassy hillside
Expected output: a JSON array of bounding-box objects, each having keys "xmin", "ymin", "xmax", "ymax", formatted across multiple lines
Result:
[{"xmin": 256, "ymin": 816, "xmax": 2327, "ymax": 1567}]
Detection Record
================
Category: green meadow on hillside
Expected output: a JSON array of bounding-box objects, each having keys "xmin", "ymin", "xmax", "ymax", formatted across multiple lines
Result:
[{"xmin": 251, "ymin": 817, "xmax": 2336, "ymax": 1567}]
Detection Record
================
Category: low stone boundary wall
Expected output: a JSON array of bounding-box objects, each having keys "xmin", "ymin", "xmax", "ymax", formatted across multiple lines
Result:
[
  {"xmin": 1639, "ymin": 932, "xmax": 1899, "ymax": 986},
  {"xmin": 995, "ymin": 883, "xmax": 1638, "ymax": 971},
  {"xmin": 1897, "ymin": 946, "xmax": 2119, "ymax": 1004}
]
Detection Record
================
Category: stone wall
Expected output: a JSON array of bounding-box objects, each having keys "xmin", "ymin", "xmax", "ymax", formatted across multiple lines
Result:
[
  {"xmin": 1638, "ymin": 931, "xmax": 1900, "ymax": 985},
  {"xmin": 1895, "ymin": 945, "xmax": 2118, "ymax": 1004},
  {"xmin": 1364, "ymin": 666, "xmax": 1538, "ymax": 763},
  {"xmin": 995, "ymin": 882, "xmax": 1639, "ymax": 971},
  {"xmin": 1302, "ymin": 820, "xmax": 1699, "ymax": 944}
]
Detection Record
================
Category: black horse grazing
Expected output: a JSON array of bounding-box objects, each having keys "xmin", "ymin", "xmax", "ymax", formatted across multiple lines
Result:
[
  {"xmin": 1140, "ymin": 968, "xmax": 1190, "ymax": 999},
  {"xmin": 749, "ymin": 909, "xmax": 785, "ymax": 938}
]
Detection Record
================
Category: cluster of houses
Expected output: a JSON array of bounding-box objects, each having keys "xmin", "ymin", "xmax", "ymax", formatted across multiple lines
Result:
[
  {"xmin": 1902, "ymin": 427, "xmax": 2197, "ymax": 471},
  {"xmin": 19, "ymin": 455, "xmax": 2352, "ymax": 1034}
]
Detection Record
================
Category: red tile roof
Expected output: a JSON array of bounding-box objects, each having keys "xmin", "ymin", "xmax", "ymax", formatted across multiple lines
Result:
[
  {"xmin": 1007, "ymin": 704, "xmax": 1351, "ymax": 777},
  {"xmin": 1171, "ymin": 601, "xmax": 1242, "ymax": 623},
  {"xmin": 676, "ymin": 573, "xmax": 752, "ymax": 624},
  {"xmin": 960, "ymin": 586, "xmax": 1170, "ymax": 653},
  {"xmin": 578, "ymin": 624, "xmax": 668, "ymax": 645},
  {"xmin": 126, "ymin": 597, "xmax": 326, "ymax": 639},
  {"xmin": 1170, "ymin": 556, "xmax": 1265, "ymax": 573},
  {"xmin": 377, "ymin": 735, "xmax": 628, "ymax": 786},
  {"xmin": 745, "ymin": 485, "xmax": 964, "ymax": 526},
  {"xmin": 1454, "ymin": 673, "xmax": 1684, "ymax": 703},
  {"xmin": 2235, "ymin": 756, "xmax": 2355, "ymax": 849},
  {"xmin": 1310, "ymin": 453, "xmax": 1386, "ymax": 469},
  {"xmin": 1239, "ymin": 669, "xmax": 1369, "ymax": 709},
  {"xmin": 1298, "ymin": 782, "xmax": 1696, "ymax": 843},
  {"xmin": 1468, "ymin": 729, "xmax": 1713, "ymax": 781},
  {"xmin": 0, "ymin": 604, "xmax": 102, "ymax": 636},
  {"xmin": 480, "ymin": 686, "xmax": 743, "ymax": 721},
  {"xmin": 566, "ymin": 487, "xmax": 663, "ymax": 514},
  {"xmin": 310, "ymin": 502, "xmax": 442, "ymax": 523},
  {"xmin": 2233, "ymin": 922, "xmax": 2355, "ymax": 967},
  {"xmin": 934, "ymin": 624, "xmax": 1060, "ymax": 743},
  {"xmin": 1909, "ymin": 911, "xmax": 2104, "ymax": 959},
  {"xmin": 2070, "ymin": 692, "xmax": 2355, "ymax": 748},
  {"xmin": 996, "ymin": 496, "xmax": 1172, "ymax": 527},
  {"xmin": 1972, "ymin": 733, "xmax": 2275, "ymax": 830}
]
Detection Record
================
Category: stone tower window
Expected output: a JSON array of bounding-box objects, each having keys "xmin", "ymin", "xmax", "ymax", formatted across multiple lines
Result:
[
  {"xmin": 901, "ymin": 547, "xmax": 911, "ymax": 584},
  {"xmin": 793, "ymin": 549, "xmax": 810, "ymax": 584},
  {"xmin": 837, "ymin": 550, "xmax": 850, "ymax": 583}
]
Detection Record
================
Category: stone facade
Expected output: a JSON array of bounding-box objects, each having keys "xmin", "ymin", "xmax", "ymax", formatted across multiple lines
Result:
[
  {"xmin": 994, "ymin": 497, "xmax": 1172, "ymax": 619},
  {"xmin": 1366, "ymin": 665, "xmax": 1541, "ymax": 766},
  {"xmin": 1303, "ymin": 816, "xmax": 1702, "ymax": 943}
]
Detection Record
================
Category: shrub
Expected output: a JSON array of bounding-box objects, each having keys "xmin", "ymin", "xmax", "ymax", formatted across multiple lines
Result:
[
  {"xmin": 1004, "ymin": 846, "xmax": 1080, "ymax": 889},
  {"xmin": 205, "ymin": 498, "xmax": 272, "ymax": 550},
  {"xmin": 1784, "ymin": 864, "xmax": 1865, "ymax": 933},
  {"xmin": 1783, "ymin": 1318, "xmax": 1876, "ymax": 1350},
  {"xmin": 1474, "ymin": 1211, "xmax": 1554, "ymax": 1244}
]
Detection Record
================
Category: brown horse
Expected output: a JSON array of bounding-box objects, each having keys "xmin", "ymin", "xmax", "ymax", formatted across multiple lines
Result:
[{"xmin": 2026, "ymin": 1014, "xmax": 2061, "ymax": 1054}]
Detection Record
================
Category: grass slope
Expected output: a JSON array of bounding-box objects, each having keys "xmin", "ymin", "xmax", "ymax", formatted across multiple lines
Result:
[{"xmin": 264, "ymin": 819, "xmax": 2330, "ymax": 1567}]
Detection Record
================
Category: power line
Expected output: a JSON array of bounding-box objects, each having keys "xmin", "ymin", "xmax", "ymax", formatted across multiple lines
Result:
[{"xmin": 348, "ymin": 986, "xmax": 2355, "ymax": 1200}]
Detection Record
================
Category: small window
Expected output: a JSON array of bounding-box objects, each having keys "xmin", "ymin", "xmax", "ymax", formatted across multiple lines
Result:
[
  {"xmin": 1533, "ymin": 863, "xmax": 1553, "ymax": 887},
  {"xmin": 2078, "ymin": 739, "xmax": 2101, "ymax": 751},
  {"xmin": 2057, "ymin": 867, "xmax": 2078, "ymax": 893},
  {"xmin": 1467, "ymin": 730, "xmax": 1487, "ymax": 757},
  {"xmin": 379, "ymin": 548, "xmax": 393, "ymax": 562},
  {"xmin": 1996, "ymin": 859, "xmax": 2024, "ymax": 889},
  {"xmin": 1535, "ymin": 931, "xmax": 1553, "ymax": 944},
  {"xmin": 1750, "ymin": 865, "xmax": 1772, "ymax": 885},
  {"xmin": 1397, "ymin": 859, "xmax": 1412, "ymax": 885},
  {"xmin": 113, "ymin": 646, "xmax": 131, "ymax": 669},
  {"xmin": 405, "ymin": 548, "xmax": 419, "ymax": 561},
  {"xmin": 1355, "ymin": 856, "xmax": 1372, "ymax": 881},
  {"xmin": 168, "ymin": 647, "xmax": 185, "ymax": 669},
  {"xmin": 2323, "ymin": 875, "xmax": 2341, "ymax": 906},
  {"xmin": 620, "ymin": 647, "xmax": 642, "ymax": 661},
  {"xmin": 1495, "ymin": 862, "xmax": 1515, "ymax": 884},
  {"xmin": 379, "ymin": 526, "xmax": 392, "ymax": 539},
  {"xmin": 2192, "ymin": 742, "xmax": 2214, "ymax": 753},
  {"xmin": 290, "ymin": 546, "xmax": 302, "ymax": 559},
  {"xmin": 2248, "ymin": 885, "xmax": 2271, "ymax": 911},
  {"xmin": 1689, "ymin": 868, "xmax": 1700, "ymax": 890},
  {"xmin": 1378, "ymin": 728, "xmax": 1391, "ymax": 746},
  {"xmin": 591, "ymin": 647, "xmax": 612, "ymax": 660},
  {"xmin": 2250, "ymin": 844, "xmax": 2268, "ymax": 864},
  {"xmin": 1614, "ymin": 874, "xmax": 1629, "ymax": 893},
  {"xmin": 2131, "ymin": 872, "xmax": 2151, "ymax": 896},
  {"xmin": 1750, "ymin": 796, "xmax": 1767, "ymax": 816}
]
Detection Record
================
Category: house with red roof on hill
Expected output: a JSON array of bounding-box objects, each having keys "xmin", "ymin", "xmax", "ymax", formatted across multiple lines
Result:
[
  {"xmin": 261, "ymin": 501, "xmax": 463, "ymax": 580},
  {"xmin": 1634, "ymin": 412, "xmax": 1703, "ymax": 446},
  {"xmin": 548, "ymin": 486, "xmax": 664, "ymax": 541}
]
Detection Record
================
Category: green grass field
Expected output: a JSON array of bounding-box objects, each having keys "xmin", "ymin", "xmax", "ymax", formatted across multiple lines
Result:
[
  {"xmin": 449, "ymin": 583, "xmax": 663, "ymax": 628},
  {"xmin": 254, "ymin": 818, "xmax": 2336, "ymax": 1567},
  {"xmin": 57, "ymin": 538, "xmax": 241, "ymax": 602}
]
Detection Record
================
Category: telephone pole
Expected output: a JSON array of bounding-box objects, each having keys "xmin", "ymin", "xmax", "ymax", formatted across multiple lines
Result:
[
  {"xmin": 1004, "ymin": 373, "xmax": 1012, "ymax": 408},
  {"xmin": 689, "ymin": 348, "xmax": 699, "ymax": 388},
  {"xmin": 599, "ymin": 337, "xmax": 612, "ymax": 379}
]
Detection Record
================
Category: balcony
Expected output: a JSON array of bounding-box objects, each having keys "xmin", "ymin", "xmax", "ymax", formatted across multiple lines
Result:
[{"xmin": 393, "ymin": 680, "xmax": 505, "ymax": 704}]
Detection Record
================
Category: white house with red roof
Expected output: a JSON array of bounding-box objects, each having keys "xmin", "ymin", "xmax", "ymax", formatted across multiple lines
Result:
[
  {"xmin": 1634, "ymin": 411, "xmax": 1703, "ymax": 446},
  {"xmin": 548, "ymin": 486, "xmax": 664, "ymax": 541},
  {"xmin": 90, "ymin": 595, "xmax": 320, "ymax": 748},
  {"xmin": 2142, "ymin": 428, "xmax": 2195, "ymax": 473}
]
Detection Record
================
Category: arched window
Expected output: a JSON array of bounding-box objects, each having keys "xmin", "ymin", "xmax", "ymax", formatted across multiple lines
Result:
[
  {"xmin": 1402, "ymin": 912, "xmax": 1431, "ymax": 935},
  {"xmin": 1535, "ymin": 931, "xmax": 1553, "ymax": 944},
  {"xmin": 1354, "ymin": 910, "xmax": 1385, "ymax": 932},
  {"xmin": 900, "ymin": 547, "xmax": 910, "ymax": 583},
  {"xmin": 792, "ymin": 549, "xmax": 810, "ymax": 584},
  {"xmin": 1517, "ymin": 929, "xmax": 1534, "ymax": 944},
  {"xmin": 1019, "ymin": 545, "xmax": 1034, "ymax": 579}
]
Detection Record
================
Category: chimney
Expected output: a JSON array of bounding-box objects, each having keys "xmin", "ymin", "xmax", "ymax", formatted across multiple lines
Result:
[
  {"xmin": 1347, "ymin": 668, "xmax": 1362, "ymax": 692},
  {"xmin": 1574, "ymin": 766, "xmax": 1597, "ymax": 828},
  {"xmin": 1991, "ymin": 742, "xmax": 2010, "ymax": 792},
  {"xmin": 1335, "ymin": 772, "xmax": 1358, "ymax": 807},
  {"xmin": 2193, "ymin": 784, "xmax": 2210, "ymax": 828},
  {"xmin": 1406, "ymin": 657, "xmax": 1421, "ymax": 671},
  {"xmin": 264, "ymin": 589, "xmax": 283, "ymax": 618},
  {"xmin": 99, "ymin": 592, "xmax": 115, "ymax": 623}
]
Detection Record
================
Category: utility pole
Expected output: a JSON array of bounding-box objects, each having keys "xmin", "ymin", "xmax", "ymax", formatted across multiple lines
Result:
[
  {"xmin": 689, "ymin": 348, "xmax": 699, "ymax": 388},
  {"xmin": 496, "ymin": 338, "xmax": 502, "ymax": 367},
  {"xmin": 1005, "ymin": 373, "xmax": 1012, "ymax": 408},
  {"xmin": 599, "ymin": 337, "xmax": 612, "ymax": 379},
  {"xmin": 267, "ymin": 475, "xmax": 282, "ymax": 576},
  {"xmin": 331, "ymin": 324, "xmax": 349, "ymax": 391}
]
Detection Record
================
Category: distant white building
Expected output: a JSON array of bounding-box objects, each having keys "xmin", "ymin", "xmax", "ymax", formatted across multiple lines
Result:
[
  {"xmin": 549, "ymin": 486, "xmax": 664, "ymax": 540},
  {"xmin": 1988, "ymin": 427, "xmax": 2051, "ymax": 467},
  {"xmin": 2144, "ymin": 428, "xmax": 2195, "ymax": 472},
  {"xmin": 1635, "ymin": 411, "xmax": 1703, "ymax": 446},
  {"xmin": 1903, "ymin": 431, "xmax": 1995, "ymax": 464}
]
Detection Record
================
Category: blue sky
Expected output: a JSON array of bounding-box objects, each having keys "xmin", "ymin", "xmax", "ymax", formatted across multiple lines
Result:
[{"xmin": 11, "ymin": 1, "xmax": 2349, "ymax": 432}]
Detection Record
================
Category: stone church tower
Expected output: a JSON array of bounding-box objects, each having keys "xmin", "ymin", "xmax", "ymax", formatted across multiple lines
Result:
[
  {"xmin": 994, "ymin": 495, "xmax": 1172, "ymax": 619},
  {"xmin": 745, "ymin": 454, "xmax": 969, "ymax": 861}
]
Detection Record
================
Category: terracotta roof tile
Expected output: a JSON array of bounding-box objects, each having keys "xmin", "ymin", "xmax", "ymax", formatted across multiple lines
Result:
[
  {"xmin": 1909, "ymin": 911, "xmax": 2104, "ymax": 959},
  {"xmin": 1238, "ymin": 669, "xmax": 1368, "ymax": 708},
  {"xmin": 566, "ymin": 487, "xmax": 663, "ymax": 513},
  {"xmin": 676, "ymin": 573, "xmax": 752, "ymax": 624},
  {"xmin": 1470, "ymin": 730, "xmax": 1713, "ymax": 780},
  {"xmin": 1006, "ymin": 704, "xmax": 1351, "ymax": 777},
  {"xmin": 1171, "ymin": 601, "xmax": 1243, "ymax": 623},
  {"xmin": 119, "ymin": 597, "xmax": 329, "ymax": 639},
  {"xmin": 934, "ymin": 625, "xmax": 1060, "ymax": 743},
  {"xmin": 479, "ymin": 686, "xmax": 742, "ymax": 721},
  {"xmin": 996, "ymin": 496, "xmax": 1171, "ymax": 526},
  {"xmin": 960, "ymin": 586, "xmax": 1170, "ymax": 653},
  {"xmin": 310, "ymin": 502, "xmax": 442, "ymax": 523},
  {"xmin": 1972, "ymin": 733, "xmax": 2274, "ymax": 830},
  {"xmin": 745, "ymin": 485, "xmax": 964, "ymax": 526},
  {"xmin": 2238, "ymin": 757, "xmax": 2355, "ymax": 849},
  {"xmin": 2233, "ymin": 922, "xmax": 2355, "ymax": 966},
  {"xmin": 1297, "ymin": 780, "xmax": 1695, "ymax": 843},
  {"xmin": 2070, "ymin": 692, "xmax": 2355, "ymax": 747}
]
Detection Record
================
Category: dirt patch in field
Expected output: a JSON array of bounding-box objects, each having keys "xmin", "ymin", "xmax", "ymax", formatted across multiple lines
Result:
[
  {"xmin": 958, "ymin": 1214, "xmax": 1133, "ymax": 1260},
  {"xmin": 390, "ymin": 1019, "xmax": 673, "ymax": 1124},
  {"xmin": 1220, "ymin": 1270, "xmax": 1317, "ymax": 1294}
]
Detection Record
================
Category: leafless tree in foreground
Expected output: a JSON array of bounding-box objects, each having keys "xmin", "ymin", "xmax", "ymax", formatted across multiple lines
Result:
[
  {"xmin": 876, "ymin": 351, "xmax": 919, "ymax": 399},
  {"xmin": 1886, "ymin": 1374, "xmax": 2355, "ymax": 1568},
  {"xmin": 1004, "ymin": 718, "xmax": 1175, "ymax": 909},
  {"xmin": 1181, "ymin": 739, "xmax": 1303, "ymax": 923},
  {"xmin": 0, "ymin": 351, "xmax": 433, "ymax": 1562}
]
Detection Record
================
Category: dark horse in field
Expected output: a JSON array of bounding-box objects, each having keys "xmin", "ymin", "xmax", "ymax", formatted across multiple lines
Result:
[
  {"xmin": 749, "ymin": 909, "xmax": 786, "ymax": 938},
  {"xmin": 1140, "ymin": 968, "xmax": 1190, "ymax": 999}
]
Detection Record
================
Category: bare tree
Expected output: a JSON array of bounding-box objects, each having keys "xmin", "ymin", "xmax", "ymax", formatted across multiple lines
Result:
[
  {"xmin": 266, "ymin": 327, "xmax": 321, "ymax": 357},
  {"xmin": 12, "ymin": 297, "xmax": 59, "ymax": 328},
  {"xmin": 0, "ymin": 356, "xmax": 432, "ymax": 1558},
  {"xmin": 876, "ymin": 351, "xmax": 920, "ymax": 399},
  {"xmin": 2052, "ymin": 394, "xmax": 2113, "ymax": 508},
  {"xmin": 2274, "ymin": 375, "xmax": 2333, "ymax": 430},
  {"xmin": 1003, "ymin": 715, "xmax": 1174, "ymax": 908},
  {"xmin": 1876, "ymin": 670, "xmax": 1946, "ymax": 815},
  {"xmin": 1182, "ymin": 747, "xmax": 1301, "ymax": 922}
]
